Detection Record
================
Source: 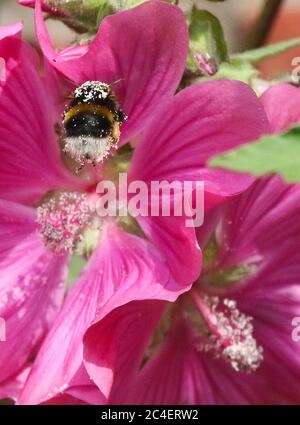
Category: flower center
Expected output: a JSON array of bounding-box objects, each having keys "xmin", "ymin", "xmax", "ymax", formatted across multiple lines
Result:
[
  {"xmin": 36, "ymin": 192, "xmax": 98, "ymax": 255},
  {"xmin": 142, "ymin": 304, "xmax": 173, "ymax": 365},
  {"xmin": 141, "ymin": 288, "xmax": 263, "ymax": 374},
  {"xmin": 190, "ymin": 290, "xmax": 263, "ymax": 372},
  {"xmin": 200, "ymin": 233, "xmax": 261, "ymax": 290}
]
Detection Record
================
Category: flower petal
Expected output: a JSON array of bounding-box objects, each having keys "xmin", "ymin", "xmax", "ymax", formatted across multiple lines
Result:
[
  {"xmin": 35, "ymin": 0, "xmax": 188, "ymax": 144},
  {"xmin": 187, "ymin": 349, "xmax": 267, "ymax": 405},
  {"xmin": 19, "ymin": 224, "xmax": 181, "ymax": 404},
  {"xmin": 0, "ymin": 367, "xmax": 31, "ymax": 402},
  {"xmin": 84, "ymin": 300, "xmax": 166, "ymax": 401},
  {"xmin": 206, "ymin": 176, "xmax": 300, "ymax": 291},
  {"xmin": 127, "ymin": 80, "xmax": 269, "ymax": 285},
  {"xmin": 129, "ymin": 80, "xmax": 270, "ymax": 198},
  {"xmin": 238, "ymin": 289, "xmax": 300, "ymax": 404},
  {"xmin": 261, "ymin": 83, "xmax": 300, "ymax": 133},
  {"xmin": 136, "ymin": 215, "xmax": 201, "ymax": 287},
  {"xmin": 141, "ymin": 325, "xmax": 264, "ymax": 405},
  {"xmin": 84, "ymin": 304, "xmax": 264, "ymax": 404},
  {"xmin": 65, "ymin": 365, "xmax": 106, "ymax": 405},
  {"xmin": 0, "ymin": 21, "xmax": 23, "ymax": 41},
  {"xmin": 0, "ymin": 199, "xmax": 68, "ymax": 389},
  {"xmin": 0, "ymin": 25, "xmax": 86, "ymax": 204}
]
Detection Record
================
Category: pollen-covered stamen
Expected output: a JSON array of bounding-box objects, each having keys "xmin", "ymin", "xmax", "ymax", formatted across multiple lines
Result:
[
  {"xmin": 37, "ymin": 192, "xmax": 92, "ymax": 254},
  {"xmin": 191, "ymin": 291, "xmax": 263, "ymax": 372}
]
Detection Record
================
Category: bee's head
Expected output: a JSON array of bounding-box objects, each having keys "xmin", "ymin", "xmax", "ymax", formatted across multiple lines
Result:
[{"xmin": 74, "ymin": 81, "xmax": 111, "ymax": 103}]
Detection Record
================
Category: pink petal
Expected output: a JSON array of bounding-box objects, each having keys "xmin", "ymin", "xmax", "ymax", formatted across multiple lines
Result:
[
  {"xmin": 0, "ymin": 367, "xmax": 30, "ymax": 401},
  {"xmin": 85, "ymin": 304, "xmax": 264, "ymax": 404},
  {"xmin": 0, "ymin": 21, "xmax": 23, "ymax": 40},
  {"xmin": 126, "ymin": 81, "xmax": 269, "ymax": 284},
  {"xmin": 0, "ymin": 26, "xmax": 86, "ymax": 205},
  {"xmin": 129, "ymin": 80, "xmax": 270, "ymax": 199},
  {"xmin": 65, "ymin": 365, "xmax": 106, "ymax": 405},
  {"xmin": 35, "ymin": 0, "xmax": 188, "ymax": 144},
  {"xmin": 238, "ymin": 290, "xmax": 300, "ymax": 404},
  {"xmin": 59, "ymin": 44, "xmax": 89, "ymax": 61},
  {"xmin": 0, "ymin": 199, "xmax": 68, "ymax": 388},
  {"xmin": 261, "ymin": 83, "xmax": 300, "ymax": 133},
  {"xmin": 0, "ymin": 21, "xmax": 39, "ymax": 83},
  {"xmin": 136, "ymin": 215, "xmax": 201, "ymax": 286},
  {"xmin": 121, "ymin": 314, "xmax": 191, "ymax": 404},
  {"xmin": 188, "ymin": 350, "xmax": 267, "ymax": 405},
  {"xmin": 206, "ymin": 176, "xmax": 300, "ymax": 292},
  {"xmin": 84, "ymin": 300, "xmax": 166, "ymax": 401},
  {"xmin": 223, "ymin": 178, "xmax": 300, "ymax": 402},
  {"xmin": 19, "ymin": 224, "xmax": 181, "ymax": 404},
  {"xmin": 42, "ymin": 394, "xmax": 89, "ymax": 405}
]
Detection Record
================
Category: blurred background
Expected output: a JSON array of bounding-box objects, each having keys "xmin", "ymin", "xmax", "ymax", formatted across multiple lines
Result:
[{"xmin": 0, "ymin": 0, "xmax": 300, "ymax": 77}]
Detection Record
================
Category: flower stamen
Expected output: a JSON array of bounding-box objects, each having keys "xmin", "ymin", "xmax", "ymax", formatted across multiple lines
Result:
[
  {"xmin": 37, "ymin": 192, "xmax": 93, "ymax": 254},
  {"xmin": 190, "ymin": 291, "xmax": 263, "ymax": 372}
]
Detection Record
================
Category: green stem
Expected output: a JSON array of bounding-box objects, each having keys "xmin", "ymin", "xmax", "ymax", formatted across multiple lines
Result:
[{"xmin": 244, "ymin": 0, "xmax": 284, "ymax": 50}]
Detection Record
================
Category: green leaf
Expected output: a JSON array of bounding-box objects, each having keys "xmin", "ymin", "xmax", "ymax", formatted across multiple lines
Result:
[
  {"xmin": 67, "ymin": 255, "xmax": 86, "ymax": 288},
  {"xmin": 201, "ymin": 38, "xmax": 300, "ymax": 87},
  {"xmin": 48, "ymin": 0, "xmax": 178, "ymax": 33},
  {"xmin": 187, "ymin": 8, "xmax": 229, "ymax": 72},
  {"xmin": 206, "ymin": 58, "xmax": 258, "ymax": 84},
  {"xmin": 47, "ymin": 0, "xmax": 114, "ymax": 33},
  {"xmin": 209, "ymin": 127, "xmax": 300, "ymax": 183},
  {"xmin": 96, "ymin": 0, "xmax": 114, "ymax": 26},
  {"xmin": 232, "ymin": 37, "xmax": 300, "ymax": 64}
]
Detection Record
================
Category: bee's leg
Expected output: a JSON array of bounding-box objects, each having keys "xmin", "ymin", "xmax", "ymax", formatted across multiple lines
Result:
[
  {"xmin": 54, "ymin": 122, "xmax": 62, "ymax": 137},
  {"xmin": 92, "ymin": 160, "xmax": 97, "ymax": 167}
]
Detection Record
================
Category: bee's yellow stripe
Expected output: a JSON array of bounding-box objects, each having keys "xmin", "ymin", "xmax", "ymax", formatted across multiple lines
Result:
[{"xmin": 63, "ymin": 103, "xmax": 114, "ymax": 124}]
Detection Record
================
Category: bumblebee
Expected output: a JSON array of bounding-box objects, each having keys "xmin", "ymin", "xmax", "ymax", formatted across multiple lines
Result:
[{"xmin": 62, "ymin": 80, "xmax": 126, "ymax": 168}]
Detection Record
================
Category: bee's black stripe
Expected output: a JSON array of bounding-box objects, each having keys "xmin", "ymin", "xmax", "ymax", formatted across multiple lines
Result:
[{"xmin": 64, "ymin": 112, "xmax": 112, "ymax": 138}]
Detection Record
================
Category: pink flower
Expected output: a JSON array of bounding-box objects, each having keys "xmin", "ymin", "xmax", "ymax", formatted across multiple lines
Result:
[
  {"xmin": 0, "ymin": 1, "xmax": 269, "ymax": 403},
  {"xmin": 37, "ymin": 83, "xmax": 300, "ymax": 406},
  {"xmin": 0, "ymin": 5, "xmax": 188, "ymax": 400},
  {"xmin": 55, "ymin": 175, "xmax": 300, "ymax": 405}
]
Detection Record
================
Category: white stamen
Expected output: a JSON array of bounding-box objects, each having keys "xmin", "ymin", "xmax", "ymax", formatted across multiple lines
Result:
[
  {"xmin": 37, "ymin": 192, "xmax": 92, "ymax": 254},
  {"xmin": 196, "ymin": 295, "xmax": 263, "ymax": 372}
]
